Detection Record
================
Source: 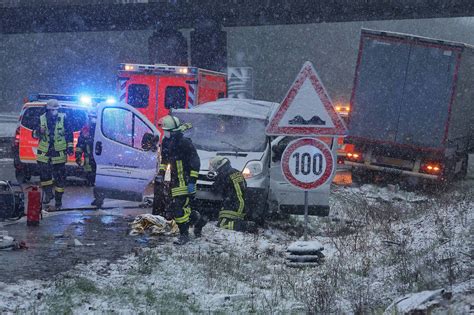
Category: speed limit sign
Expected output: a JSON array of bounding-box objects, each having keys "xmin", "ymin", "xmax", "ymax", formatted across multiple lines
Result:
[{"xmin": 281, "ymin": 137, "xmax": 335, "ymax": 191}]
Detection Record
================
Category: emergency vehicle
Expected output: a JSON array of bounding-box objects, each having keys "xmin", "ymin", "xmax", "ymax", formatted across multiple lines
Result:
[
  {"xmin": 117, "ymin": 63, "xmax": 227, "ymax": 127},
  {"xmin": 13, "ymin": 93, "xmax": 112, "ymax": 183}
]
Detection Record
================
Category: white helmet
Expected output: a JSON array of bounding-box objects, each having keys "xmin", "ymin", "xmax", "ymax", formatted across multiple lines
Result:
[
  {"xmin": 209, "ymin": 156, "xmax": 229, "ymax": 172},
  {"xmin": 46, "ymin": 99, "xmax": 59, "ymax": 110}
]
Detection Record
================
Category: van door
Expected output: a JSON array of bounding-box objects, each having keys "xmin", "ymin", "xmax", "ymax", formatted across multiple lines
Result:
[{"xmin": 94, "ymin": 103, "xmax": 161, "ymax": 202}]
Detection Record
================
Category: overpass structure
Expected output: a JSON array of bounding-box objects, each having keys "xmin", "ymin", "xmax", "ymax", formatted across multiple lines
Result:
[{"xmin": 1, "ymin": 0, "xmax": 474, "ymax": 71}]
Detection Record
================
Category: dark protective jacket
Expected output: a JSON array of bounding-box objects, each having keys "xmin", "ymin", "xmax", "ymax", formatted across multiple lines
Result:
[
  {"xmin": 35, "ymin": 112, "xmax": 73, "ymax": 164},
  {"xmin": 159, "ymin": 132, "xmax": 200, "ymax": 197},
  {"xmin": 75, "ymin": 124, "xmax": 95, "ymax": 172},
  {"xmin": 212, "ymin": 162, "xmax": 247, "ymax": 220}
]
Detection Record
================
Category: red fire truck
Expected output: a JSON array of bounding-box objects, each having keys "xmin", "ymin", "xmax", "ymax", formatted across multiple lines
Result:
[{"xmin": 117, "ymin": 63, "xmax": 227, "ymax": 127}]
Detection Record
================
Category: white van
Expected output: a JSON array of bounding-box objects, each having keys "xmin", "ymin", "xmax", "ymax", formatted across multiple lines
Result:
[{"xmin": 93, "ymin": 99, "xmax": 334, "ymax": 221}]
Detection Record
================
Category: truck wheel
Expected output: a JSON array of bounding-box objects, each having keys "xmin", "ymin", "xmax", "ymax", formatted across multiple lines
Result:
[
  {"xmin": 455, "ymin": 154, "xmax": 468, "ymax": 180},
  {"xmin": 351, "ymin": 169, "xmax": 374, "ymax": 185}
]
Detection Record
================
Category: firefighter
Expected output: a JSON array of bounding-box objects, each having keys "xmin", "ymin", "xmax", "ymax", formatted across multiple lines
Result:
[
  {"xmin": 75, "ymin": 111, "xmax": 96, "ymax": 186},
  {"xmin": 209, "ymin": 156, "xmax": 257, "ymax": 233},
  {"xmin": 34, "ymin": 99, "xmax": 74, "ymax": 209},
  {"xmin": 157, "ymin": 115, "xmax": 207, "ymax": 245}
]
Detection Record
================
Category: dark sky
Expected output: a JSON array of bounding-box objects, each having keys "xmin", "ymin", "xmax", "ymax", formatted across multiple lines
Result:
[{"xmin": 1, "ymin": 17, "xmax": 474, "ymax": 113}]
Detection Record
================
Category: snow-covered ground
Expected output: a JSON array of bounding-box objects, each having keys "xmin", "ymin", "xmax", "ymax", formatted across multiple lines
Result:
[{"xmin": 0, "ymin": 184, "xmax": 472, "ymax": 313}]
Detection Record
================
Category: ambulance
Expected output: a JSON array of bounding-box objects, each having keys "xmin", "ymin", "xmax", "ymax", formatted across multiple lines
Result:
[
  {"xmin": 12, "ymin": 93, "xmax": 111, "ymax": 183},
  {"xmin": 117, "ymin": 63, "xmax": 227, "ymax": 128}
]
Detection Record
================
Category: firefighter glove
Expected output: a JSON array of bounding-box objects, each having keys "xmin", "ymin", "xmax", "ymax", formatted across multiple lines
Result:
[
  {"xmin": 66, "ymin": 147, "xmax": 74, "ymax": 156},
  {"xmin": 187, "ymin": 183, "xmax": 196, "ymax": 194}
]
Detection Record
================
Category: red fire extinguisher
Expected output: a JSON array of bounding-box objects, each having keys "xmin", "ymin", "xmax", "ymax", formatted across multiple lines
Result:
[{"xmin": 27, "ymin": 186, "xmax": 41, "ymax": 226}]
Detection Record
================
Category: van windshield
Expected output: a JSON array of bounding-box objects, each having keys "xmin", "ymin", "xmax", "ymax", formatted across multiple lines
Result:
[
  {"xmin": 21, "ymin": 106, "xmax": 87, "ymax": 132},
  {"xmin": 175, "ymin": 112, "xmax": 267, "ymax": 152}
]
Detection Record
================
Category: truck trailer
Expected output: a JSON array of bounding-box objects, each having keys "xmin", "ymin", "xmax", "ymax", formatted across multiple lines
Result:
[{"xmin": 345, "ymin": 29, "xmax": 474, "ymax": 183}]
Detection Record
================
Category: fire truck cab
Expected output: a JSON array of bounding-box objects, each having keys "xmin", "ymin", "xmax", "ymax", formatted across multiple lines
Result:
[{"xmin": 117, "ymin": 63, "xmax": 227, "ymax": 128}]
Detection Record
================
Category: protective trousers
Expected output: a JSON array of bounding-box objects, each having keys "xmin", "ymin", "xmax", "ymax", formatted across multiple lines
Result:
[
  {"xmin": 218, "ymin": 217, "xmax": 257, "ymax": 233},
  {"xmin": 170, "ymin": 195, "xmax": 192, "ymax": 236},
  {"xmin": 39, "ymin": 160, "xmax": 66, "ymax": 204},
  {"xmin": 86, "ymin": 160, "xmax": 97, "ymax": 186}
]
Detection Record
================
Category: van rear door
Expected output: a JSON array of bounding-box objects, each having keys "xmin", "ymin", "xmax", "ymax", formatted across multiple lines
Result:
[
  {"xmin": 94, "ymin": 103, "xmax": 161, "ymax": 202},
  {"xmin": 157, "ymin": 77, "xmax": 189, "ymax": 120},
  {"xmin": 120, "ymin": 74, "xmax": 159, "ymax": 125}
]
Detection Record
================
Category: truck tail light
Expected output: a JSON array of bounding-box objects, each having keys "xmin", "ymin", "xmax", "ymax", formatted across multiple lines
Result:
[
  {"xmin": 421, "ymin": 162, "xmax": 442, "ymax": 174},
  {"xmin": 13, "ymin": 127, "xmax": 20, "ymax": 147},
  {"xmin": 346, "ymin": 152, "xmax": 363, "ymax": 162}
]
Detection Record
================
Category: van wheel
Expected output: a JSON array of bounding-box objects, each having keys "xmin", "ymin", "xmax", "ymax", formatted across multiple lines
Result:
[{"xmin": 15, "ymin": 169, "xmax": 30, "ymax": 184}]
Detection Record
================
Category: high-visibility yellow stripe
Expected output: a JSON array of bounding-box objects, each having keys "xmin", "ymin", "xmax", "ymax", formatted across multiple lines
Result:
[
  {"xmin": 190, "ymin": 170, "xmax": 199, "ymax": 178},
  {"xmin": 41, "ymin": 180, "xmax": 53, "ymax": 187},
  {"xmin": 55, "ymin": 187, "xmax": 64, "ymax": 193},
  {"xmin": 230, "ymin": 173, "xmax": 245, "ymax": 215},
  {"xmin": 176, "ymin": 160, "xmax": 185, "ymax": 187},
  {"xmin": 171, "ymin": 186, "xmax": 188, "ymax": 197},
  {"xmin": 219, "ymin": 210, "xmax": 245, "ymax": 220},
  {"xmin": 175, "ymin": 200, "xmax": 191, "ymax": 224}
]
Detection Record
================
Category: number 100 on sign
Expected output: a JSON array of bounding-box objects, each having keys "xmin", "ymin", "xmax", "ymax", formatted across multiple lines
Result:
[{"xmin": 281, "ymin": 138, "xmax": 334, "ymax": 190}]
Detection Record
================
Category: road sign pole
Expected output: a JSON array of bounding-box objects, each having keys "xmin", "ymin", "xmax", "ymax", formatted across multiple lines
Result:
[{"xmin": 304, "ymin": 190, "xmax": 308, "ymax": 241}]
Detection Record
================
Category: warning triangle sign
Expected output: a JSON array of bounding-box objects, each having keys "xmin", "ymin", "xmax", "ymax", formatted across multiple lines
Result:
[{"xmin": 266, "ymin": 61, "xmax": 347, "ymax": 136}]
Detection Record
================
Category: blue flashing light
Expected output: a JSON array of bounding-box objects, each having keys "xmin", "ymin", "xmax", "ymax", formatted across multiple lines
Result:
[
  {"xmin": 105, "ymin": 97, "xmax": 116, "ymax": 104},
  {"xmin": 79, "ymin": 95, "xmax": 92, "ymax": 105}
]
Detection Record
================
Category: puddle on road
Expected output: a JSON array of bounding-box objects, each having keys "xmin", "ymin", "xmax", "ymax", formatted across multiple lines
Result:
[{"xmin": 0, "ymin": 212, "xmax": 153, "ymax": 284}]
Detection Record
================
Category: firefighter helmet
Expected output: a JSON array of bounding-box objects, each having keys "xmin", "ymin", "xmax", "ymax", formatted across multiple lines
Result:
[
  {"xmin": 46, "ymin": 99, "xmax": 60, "ymax": 110},
  {"xmin": 158, "ymin": 115, "xmax": 181, "ymax": 131},
  {"xmin": 209, "ymin": 156, "xmax": 229, "ymax": 172}
]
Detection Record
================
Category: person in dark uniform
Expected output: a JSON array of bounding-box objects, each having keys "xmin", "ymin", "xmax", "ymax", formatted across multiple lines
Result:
[
  {"xmin": 157, "ymin": 115, "xmax": 207, "ymax": 245},
  {"xmin": 75, "ymin": 111, "xmax": 97, "ymax": 186},
  {"xmin": 34, "ymin": 99, "xmax": 74, "ymax": 209},
  {"xmin": 209, "ymin": 156, "xmax": 257, "ymax": 233}
]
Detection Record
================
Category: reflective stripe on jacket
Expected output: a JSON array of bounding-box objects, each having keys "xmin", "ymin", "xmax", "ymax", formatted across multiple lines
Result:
[
  {"xmin": 38, "ymin": 113, "xmax": 67, "ymax": 152},
  {"xmin": 159, "ymin": 132, "xmax": 200, "ymax": 198},
  {"xmin": 212, "ymin": 164, "xmax": 247, "ymax": 220}
]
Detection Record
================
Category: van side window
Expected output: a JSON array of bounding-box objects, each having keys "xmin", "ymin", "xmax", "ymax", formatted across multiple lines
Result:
[
  {"xmin": 133, "ymin": 115, "xmax": 153, "ymax": 150},
  {"xmin": 128, "ymin": 84, "xmax": 149, "ymax": 108},
  {"xmin": 102, "ymin": 107, "xmax": 153, "ymax": 150},
  {"xmin": 165, "ymin": 86, "xmax": 186, "ymax": 109},
  {"xmin": 21, "ymin": 107, "xmax": 45, "ymax": 130},
  {"xmin": 102, "ymin": 107, "xmax": 133, "ymax": 146}
]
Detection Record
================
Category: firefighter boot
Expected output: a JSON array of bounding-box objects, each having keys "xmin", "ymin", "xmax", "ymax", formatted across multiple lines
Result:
[
  {"xmin": 193, "ymin": 212, "xmax": 208, "ymax": 238},
  {"xmin": 42, "ymin": 187, "xmax": 54, "ymax": 204},
  {"xmin": 174, "ymin": 223, "xmax": 190, "ymax": 245},
  {"xmin": 55, "ymin": 194, "xmax": 63, "ymax": 210}
]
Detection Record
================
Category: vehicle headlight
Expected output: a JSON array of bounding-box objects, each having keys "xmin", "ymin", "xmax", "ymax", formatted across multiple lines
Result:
[{"xmin": 242, "ymin": 160, "xmax": 263, "ymax": 179}]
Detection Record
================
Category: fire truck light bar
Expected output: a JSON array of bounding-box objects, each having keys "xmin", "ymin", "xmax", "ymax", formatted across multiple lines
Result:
[{"xmin": 119, "ymin": 63, "xmax": 197, "ymax": 75}]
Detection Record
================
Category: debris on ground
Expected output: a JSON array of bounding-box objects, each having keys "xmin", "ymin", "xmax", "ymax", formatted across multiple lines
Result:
[
  {"xmin": 0, "ymin": 231, "xmax": 27, "ymax": 250},
  {"xmin": 385, "ymin": 288, "xmax": 452, "ymax": 314},
  {"xmin": 129, "ymin": 214, "xmax": 178, "ymax": 236},
  {"xmin": 286, "ymin": 240, "xmax": 325, "ymax": 267}
]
